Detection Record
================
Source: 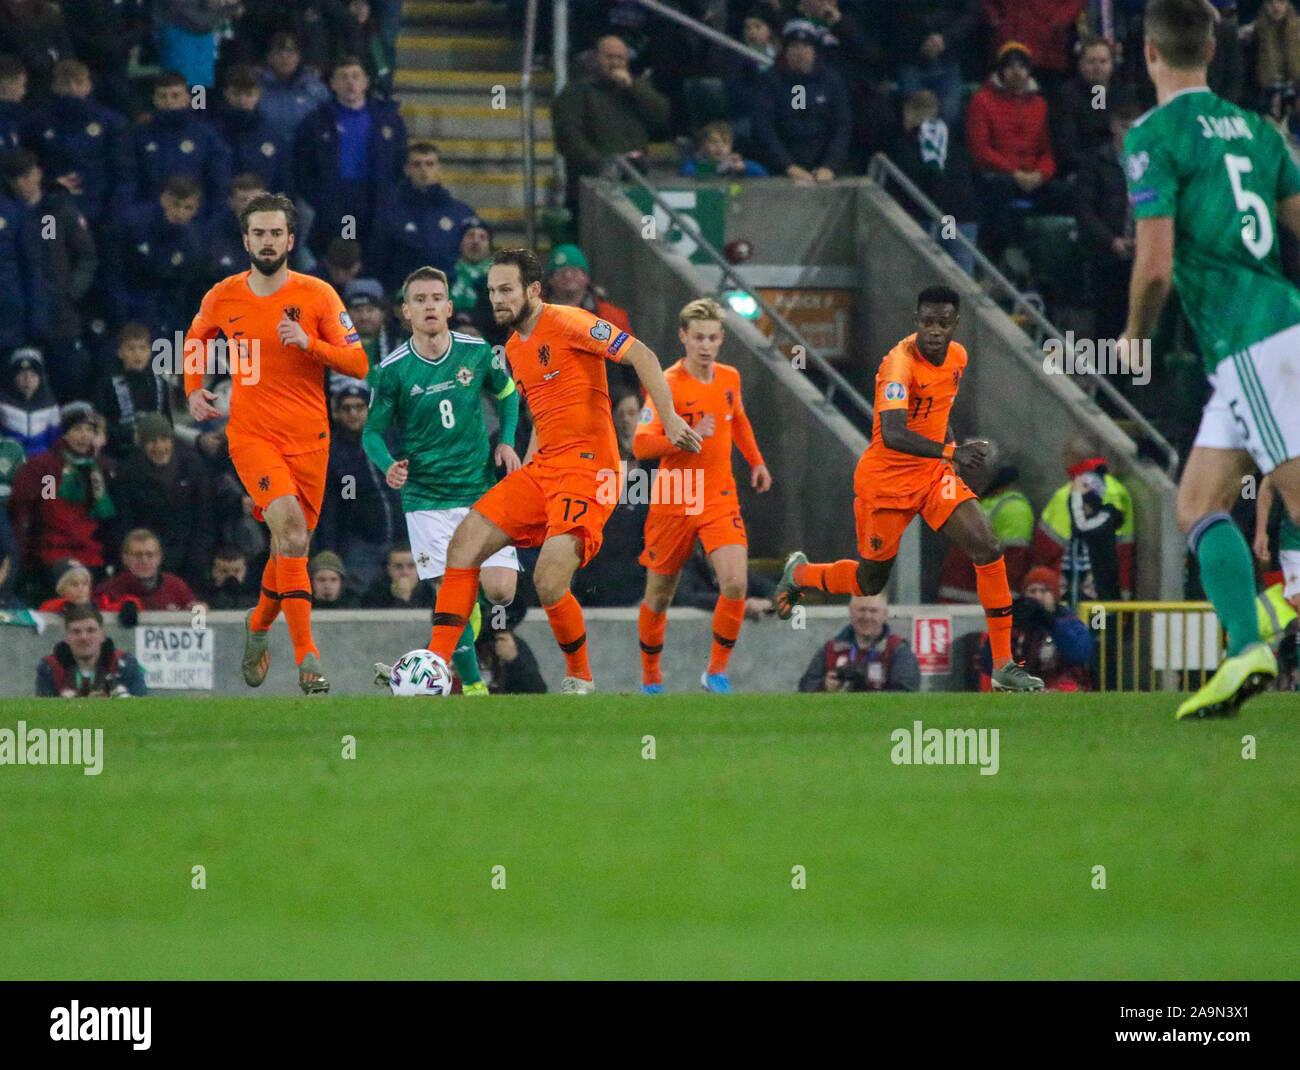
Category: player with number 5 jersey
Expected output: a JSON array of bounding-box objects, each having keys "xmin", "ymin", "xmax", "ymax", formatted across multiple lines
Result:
[{"xmin": 1120, "ymin": 0, "xmax": 1300, "ymax": 719}]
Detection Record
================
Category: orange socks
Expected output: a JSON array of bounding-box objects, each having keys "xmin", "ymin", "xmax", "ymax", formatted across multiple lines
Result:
[
  {"xmin": 250, "ymin": 554, "xmax": 281, "ymax": 631},
  {"xmin": 544, "ymin": 591, "xmax": 591, "ymax": 681},
  {"xmin": 638, "ymin": 603, "xmax": 667, "ymax": 685},
  {"xmin": 794, "ymin": 559, "xmax": 864, "ymax": 596},
  {"xmin": 974, "ymin": 556, "xmax": 1014, "ymax": 665},
  {"xmin": 278, "ymin": 555, "xmax": 318, "ymax": 663},
  {"xmin": 708, "ymin": 595, "xmax": 746, "ymax": 674},
  {"xmin": 429, "ymin": 567, "xmax": 481, "ymax": 662}
]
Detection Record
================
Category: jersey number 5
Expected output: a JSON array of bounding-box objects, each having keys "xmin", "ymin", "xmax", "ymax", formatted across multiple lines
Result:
[{"xmin": 1225, "ymin": 154, "xmax": 1274, "ymax": 259}]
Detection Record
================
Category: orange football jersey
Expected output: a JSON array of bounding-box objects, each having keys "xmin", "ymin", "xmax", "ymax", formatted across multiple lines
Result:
[
  {"xmin": 634, "ymin": 360, "xmax": 764, "ymax": 519},
  {"xmin": 505, "ymin": 303, "xmax": 630, "ymax": 471},
  {"xmin": 184, "ymin": 271, "xmax": 369, "ymax": 454},
  {"xmin": 856, "ymin": 334, "xmax": 967, "ymax": 493}
]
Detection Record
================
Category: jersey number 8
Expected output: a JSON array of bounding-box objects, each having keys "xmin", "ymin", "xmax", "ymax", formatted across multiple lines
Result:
[{"xmin": 439, "ymin": 398, "xmax": 455, "ymax": 429}]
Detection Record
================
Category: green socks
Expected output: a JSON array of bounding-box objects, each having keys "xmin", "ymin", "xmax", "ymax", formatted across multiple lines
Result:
[
  {"xmin": 1192, "ymin": 512, "xmax": 1261, "ymax": 657},
  {"xmin": 451, "ymin": 601, "xmax": 484, "ymax": 688}
]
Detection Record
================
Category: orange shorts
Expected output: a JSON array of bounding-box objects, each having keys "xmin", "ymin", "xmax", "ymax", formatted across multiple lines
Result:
[
  {"xmin": 854, "ymin": 463, "xmax": 976, "ymax": 561},
  {"xmin": 639, "ymin": 508, "xmax": 747, "ymax": 575},
  {"xmin": 228, "ymin": 437, "xmax": 329, "ymax": 530},
  {"xmin": 473, "ymin": 462, "xmax": 617, "ymax": 567}
]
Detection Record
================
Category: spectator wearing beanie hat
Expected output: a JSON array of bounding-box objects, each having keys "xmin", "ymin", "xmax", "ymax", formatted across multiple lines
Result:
[
  {"xmin": 752, "ymin": 19, "xmax": 853, "ymax": 183},
  {"xmin": 0, "ymin": 347, "xmax": 61, "ymax": 458},
  {"xmin": 310, "ymin": 550, "xmax": 361, "ymax": 608},
  {"xmin": 966, "ymin": 41, "xmax": 1072, "ymax": 258},
  {"xmin": 110, "ymin": 413, "xmax": 214, "ymax": 589},
  {"xmin": 342, "ymin": 278, "xmax": 398, "ymax": 378},
  {"xmin": 979, "ymin": 565, "xmax": 1095, "ymax": 691},
  {"xmin": 450, "ymin": 219, "xmax": 498, "ymax": 341},
  {"xmin": 36, "ymin": 555, "xmax": 144, "ymax": 620},
  {"xmin": 7, "ymin": 402, "xmax": 116, "ymax": 598},
  {"xmin": 317, "ymin": 380, "xmax": 400, "ymax": 589}
]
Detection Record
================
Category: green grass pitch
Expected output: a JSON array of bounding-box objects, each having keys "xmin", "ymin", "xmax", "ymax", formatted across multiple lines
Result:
[{"xmin": 1, "ymin": 691, "xmax": 1296, "ymax": 980}]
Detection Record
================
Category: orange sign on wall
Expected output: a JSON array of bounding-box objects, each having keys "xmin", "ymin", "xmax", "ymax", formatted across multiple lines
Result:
[{"xmin": 755, "ymin": 289, "xmax": 853, "ymax": 362}]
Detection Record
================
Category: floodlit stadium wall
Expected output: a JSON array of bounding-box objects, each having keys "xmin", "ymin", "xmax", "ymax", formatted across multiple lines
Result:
[{"xmin": 579, "ymin": 176, "xmax": 1183, "ymax": 602}]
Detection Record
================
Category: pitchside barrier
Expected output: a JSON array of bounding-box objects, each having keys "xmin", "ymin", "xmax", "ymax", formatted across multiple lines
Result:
[
  {"xmin": 1078, "ymin": 601, "xmax": 1221, "ymax": 693},
  {"xmin": 0, "ymin": 606, "xmax": 995, "ymax": 698}
]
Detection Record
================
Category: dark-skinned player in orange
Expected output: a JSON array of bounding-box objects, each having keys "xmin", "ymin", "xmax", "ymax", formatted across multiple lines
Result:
[
  {"xmin": 635, "ymin": 297, "xmax": 771, "ymax": 694},
  {"xmin": 184, "ymin": 193, "xmax": 369, "ymax": 693},
  {"xmin": 424, "ymin": 248, "xmax": 702, "ymax": 693},
  {"xmin": 774, "ymin": 285, "xmax": 1044, "ymax": 692}
]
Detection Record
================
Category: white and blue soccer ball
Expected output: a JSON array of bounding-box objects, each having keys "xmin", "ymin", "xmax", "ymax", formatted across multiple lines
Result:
[{"xmin": 389, "ymin": 649, "xmax": 454, "ymax": 696}]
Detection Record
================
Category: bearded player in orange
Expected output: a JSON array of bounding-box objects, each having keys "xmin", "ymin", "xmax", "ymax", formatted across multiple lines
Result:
[
  {"xmin": 184, "ymin": 193, "xmax": 369, "ymax": 694},
  {"xmin": 635, "ymin": 297, "xmax": 771, "ymax": 694},
  {"xmin": 424, "ymin": 248, "xmax": 702, "ymax": 693},
  {"xmin": 774, "ymin": 285, "xmax": 1043, "ymax": 692}
]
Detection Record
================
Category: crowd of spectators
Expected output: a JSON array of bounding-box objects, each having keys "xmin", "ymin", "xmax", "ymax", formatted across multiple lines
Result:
[
  {"xmin": 3, "ymin": 3, "xmax": 1297, "ymax": 695},
  {"xmin": 0, "ymin": 2, "xmax": 505, "ymax": 617}
]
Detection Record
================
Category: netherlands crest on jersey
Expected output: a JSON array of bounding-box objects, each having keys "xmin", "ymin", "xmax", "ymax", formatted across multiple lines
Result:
[
  {"xmin": 884, "ymin": 381, "xmax": 906, "ymax": 401},
  {"xmin": 284, "ymin": 306, "xmax": 301, "ymax": 322},
  {"xmin": 590, "ymin": 319, "xmax": 612, "ymax": 342}
]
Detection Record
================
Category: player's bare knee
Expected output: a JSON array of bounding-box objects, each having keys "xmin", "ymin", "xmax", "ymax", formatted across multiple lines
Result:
[
  {"xmin": 719, "ymin": 579, "xmax": 746, "ymax": 601},
  {"xmin": 482, "ymin": 576, "xmax": 516, "ymax": 605},
  {"xmin": 534, "ymin": 574, "xmax": 569, "ymax": 607},
  {"xmin": 645, "ymin": 592, "xmax": 672, "ymax": 613}
]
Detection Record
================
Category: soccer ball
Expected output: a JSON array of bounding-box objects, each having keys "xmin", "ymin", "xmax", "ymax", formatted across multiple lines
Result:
[{"xmin": 388, "ymin": 649, "xmax": 453, "ymax": 696}]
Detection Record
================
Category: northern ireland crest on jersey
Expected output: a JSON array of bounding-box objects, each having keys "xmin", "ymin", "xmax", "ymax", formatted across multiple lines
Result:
[
  {"xmin": 456, "ymin": 366, "xmax": 474, "ymax": 385},
  {"xmin": 589, "ymin": 319, "xmax": 612, "ymax": 342}
]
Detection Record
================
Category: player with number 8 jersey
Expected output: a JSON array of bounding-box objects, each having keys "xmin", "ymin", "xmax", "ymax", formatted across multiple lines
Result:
[{"xmin": 364, "ymin": 266, "xmax": 522, "ymax": 696}]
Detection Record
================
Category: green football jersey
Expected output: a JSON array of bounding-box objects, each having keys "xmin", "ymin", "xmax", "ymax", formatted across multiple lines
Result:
[
  {"xmin": 1123, "ymin": 87, "xmax": 1300, "ymax": 371},
  {"xmin": 362, "ymin": 330, "xmax": 517, "ymax": 512}
]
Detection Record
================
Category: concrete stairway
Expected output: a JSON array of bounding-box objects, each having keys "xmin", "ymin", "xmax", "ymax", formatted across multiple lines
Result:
[{"xmin": 395, "ymin": 0, "xmax": 554, "ymax": 248}]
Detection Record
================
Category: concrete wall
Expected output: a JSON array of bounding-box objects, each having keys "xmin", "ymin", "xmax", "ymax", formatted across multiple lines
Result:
[
  {"xmin": 852, "ymin": 182, "xmax": 1182, "ymax": 599},
  {"xmin": 580, "ymin": 178, "xmax": 867, "ymax": 564},
  {"xmin": 0, "ymin": 607, "xmax": 991, "ymax": 698}
]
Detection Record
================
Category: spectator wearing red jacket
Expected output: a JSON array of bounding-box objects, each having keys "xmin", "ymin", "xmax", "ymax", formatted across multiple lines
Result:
[
  {"xmin": 93, "ymin": 528, "xmax": 198, "ymax": 610},
  {"xmin": 966, "ymin": 42, "xmax": 1072, "ymax": 258},
  {"xmin": 7, "ymin": 404, "xmax": 116, "ymax": 598}
]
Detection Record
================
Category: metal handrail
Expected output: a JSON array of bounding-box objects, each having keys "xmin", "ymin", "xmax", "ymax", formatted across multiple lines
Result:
[
  {"xmin": 630, "ymin": 0, "xmax": 775, "ymax": 67},
  {"xmin": 612, "ymin": 157, "xmax": 876, "ymax": 426},
  {"xmin": 867, "ymin": 152, "xmax": 1180, "ymax": 476},
  {"xmin": 521, "ymin": 0, "xmax": 538, "ymax": 248}
]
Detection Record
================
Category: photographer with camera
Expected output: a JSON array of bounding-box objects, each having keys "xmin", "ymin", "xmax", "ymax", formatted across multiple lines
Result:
[
  {"xmin": 796, "ymin": 593, "xmax": 920, "ymax": 693},
  {"xmin": 35, "ymin": 603, "xmax": 148, "ymax": 698},
  {"xmin": 978, "ymin": 567, "xmax": 1094, "ymax": 692}
]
